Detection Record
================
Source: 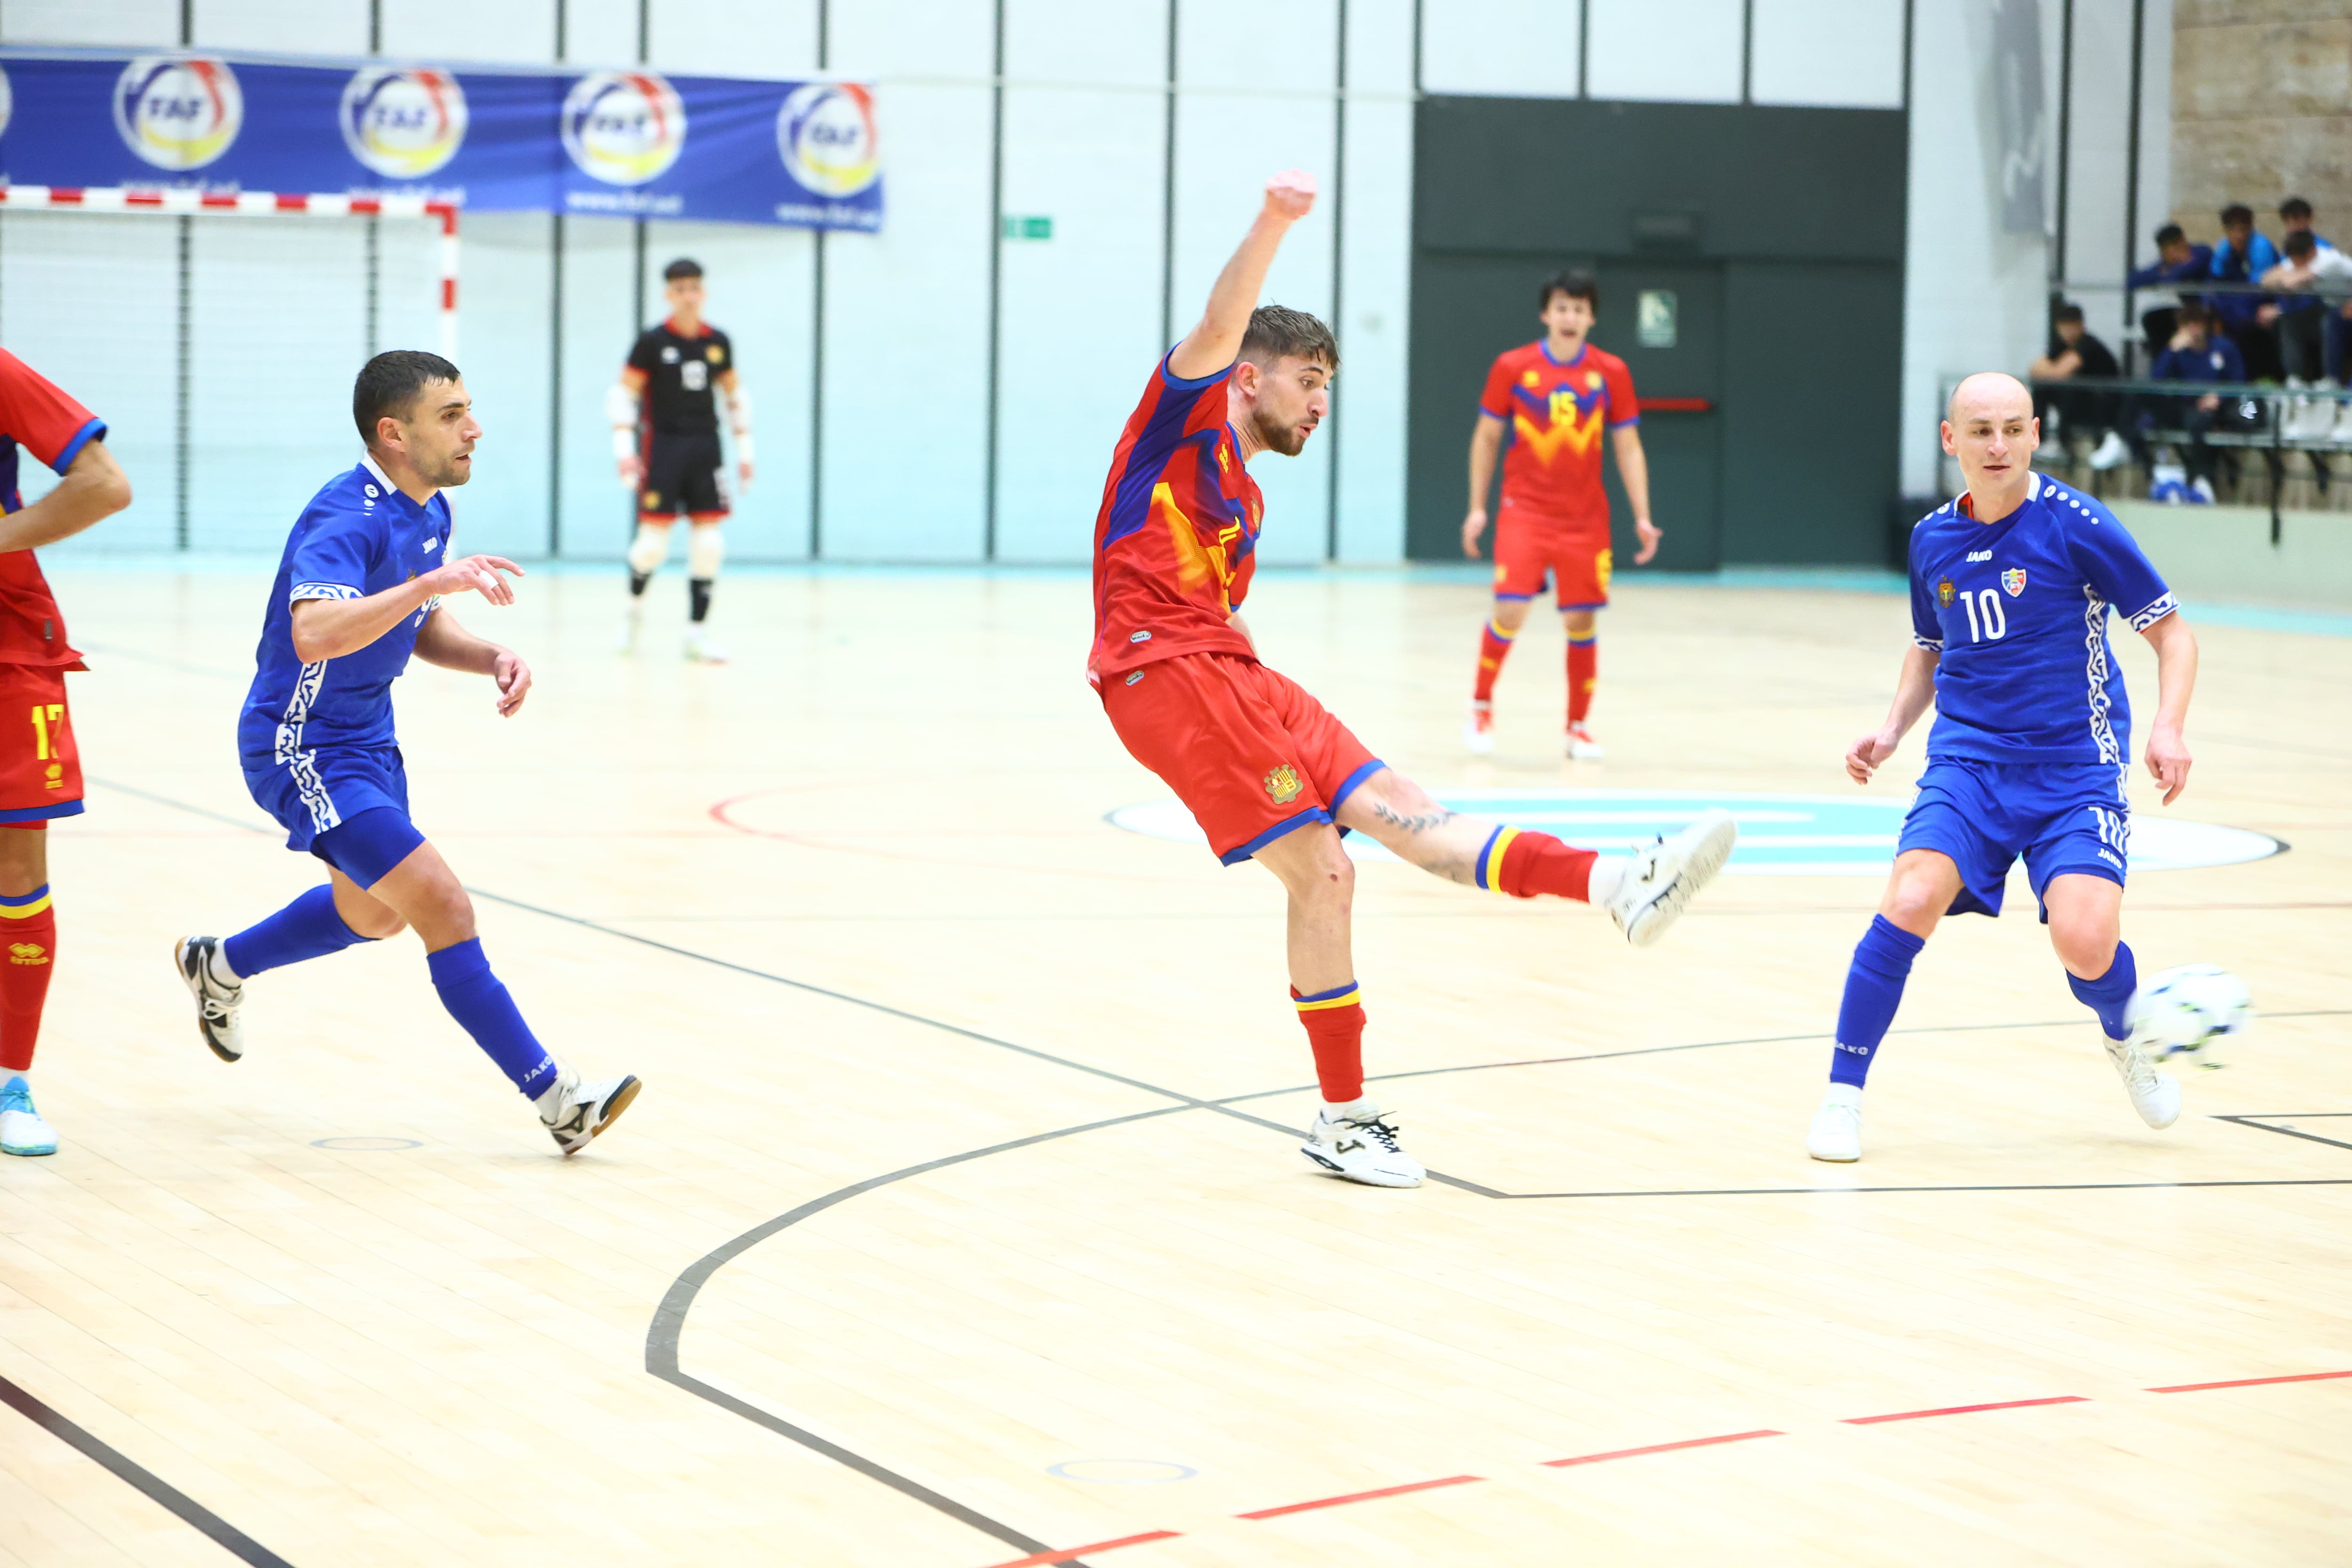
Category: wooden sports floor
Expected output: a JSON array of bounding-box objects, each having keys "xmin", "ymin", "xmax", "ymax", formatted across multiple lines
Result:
[{"xmin": 1, "ymin": 564, "xmax": 2345, "ymax": 1567}]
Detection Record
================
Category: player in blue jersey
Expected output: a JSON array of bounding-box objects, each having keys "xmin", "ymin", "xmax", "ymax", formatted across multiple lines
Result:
[
  {"xmin": 1805, "ymin": 372, "xmax": 2200, "ymax": 1162},
  {"xmin": 173, "ymin": 351, "xmax": 640, "ymax": 1154}
]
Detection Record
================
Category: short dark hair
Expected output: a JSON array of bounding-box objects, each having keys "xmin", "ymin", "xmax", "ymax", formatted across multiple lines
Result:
[
  {"xmin": 1539, "ymin": 270, "xmax": 1598, "ymax": 312},
  {"xmin": 2155, "ymin": 222, "xmax": 2186, "ymax": 247},
  {"xmin": 1239, "ymin": 304, "xmax": 1337, "ymax": 371},
  {"xmin": 2281, "ymin": 196, "xmax": 2314, "ymax": 221},
  {"xmin": 2177, "ymin": 300, "xmax": 2212, "ymax": 327},
  {"xmin": 352, "ymin": 350, "xmax": 461, "ymax": 445},
  {"xmin": 663, "ymin": 257, "xmax": 704, "ymax": 281},
  {"xmin": 2285, "ymin": 229, "xmax": 2318, "ymax": 259},
  {"xmin": 2053, "ymin": 302, "xmax": 2085, "ymax": 325},
  {"xmin": 2221, "ymin": 203, "xmax": 2255, "ymax": 228}
]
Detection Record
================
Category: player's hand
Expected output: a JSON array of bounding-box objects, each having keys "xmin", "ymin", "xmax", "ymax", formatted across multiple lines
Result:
[
  {"xmin": 617, "ymin": 455, "xmax": 643, "ymax": 489},
  {"xmin": 492, "ymin": 649, "xmax": 532, "ymax": 718},
  {"xmin": 429, "ymin": 554, "xmax": 524, "ymax": 607},
  {"xmin": 2145, "ymin": 723, "xmax": 2191, "ymax": 805},
  {"xmin": 1461, "ymin": 507, "xmax": 1487, "ymax": 558},
  {"xmin": 1633, "ymin": 518, "xmax": 1662, "ymax": 565},
  {"xmin": 1845, "ymin": 727, "xmax": 1899, "ymax": 786},
  {"xmin": 1264, "ymin": 169, "xmax": 1316, "ymax": 222},
  {"xmin": 738, "ymin": 458, "xmax": 756, "ymax": 489}
]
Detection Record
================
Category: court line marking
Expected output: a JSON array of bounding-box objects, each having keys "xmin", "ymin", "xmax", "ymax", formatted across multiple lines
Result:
[
  {"xmin": 2215, "ymin": 1114, "xmax": 2352, "ymax": 1154},
  {"xmin": 1233, "ymin": 1472, "xmax": 1486, "ymax": 1520},
  {"xmin": 2149, "ymin": 1370, "xmax": 2352, "ymax": 1393},
  {"xmin": 0, "ymin": 1371, "xmax": 297, "ymax": 1568},
  {"xmin": 1843, "ymin": 1395, "xmax": 2090, "ymax": 1425},
  {"xmin": 1541, "ymin": 1428, "xmax": 1785, "ymax": 1466}
]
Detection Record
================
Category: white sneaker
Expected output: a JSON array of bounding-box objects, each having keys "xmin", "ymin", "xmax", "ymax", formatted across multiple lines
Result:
[
  {"xmin": 2188, "ymin": 477, "xmax": 2217, "ymax": 504},
  {"xmin": 0, "ymin": 1075, "xmax": 55, "ymax": 1157},
  {"xmin": 1565, "ymin": 722, "xmax": 1605, "ymax": 760},
  {"xmin": 617, "ymin": 602, "xmax": 644, "ymax": 653},
  {"xmin": 683, "ymin": 629, "xmax": 728, "ymax": 664},
  {"xmin": 1464, "ymin": 702, "xmax": 1495, "ymax": 755},
  {"xmin": 2089, "ymin": 430, "xmax": 2131, "ymax": 470},
  {"xmin": 535, "ymin": 1067, "xmax": 642, "ymax": 1154},
  {"xmin": 1806, "ymin": 1083, "xmax": 1862, "ymax": 1162},
  {"xmin": 1299, "ymin": 1105, "xmax": 1424, "ymax": 1187},
  {"xmin": 1606, "ymin": 808, "xmax": 1737, "ymax": 947},
  {"xmin": 2104, "ymin": 1031, "xmax": 2181, "ymax": 1130},
  {"xmin": 173, "ymin": 935, "xmax": 245, "ymax": 1062}
]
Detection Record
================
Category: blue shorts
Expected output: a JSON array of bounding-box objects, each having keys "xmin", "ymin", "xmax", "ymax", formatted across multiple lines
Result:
[
  {"xmin": 243, "ymin": 745, "xmax": 425, "ymax": 889},
  {"xmin": 1897, "ymin": 758, "xmax": 2130, "ymax": 922}
]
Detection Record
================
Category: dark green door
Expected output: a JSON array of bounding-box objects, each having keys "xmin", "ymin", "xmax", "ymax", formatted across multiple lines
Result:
[{"xmin": 1595, "ymin": 262, "xmax": 1723, "ymax": 573}]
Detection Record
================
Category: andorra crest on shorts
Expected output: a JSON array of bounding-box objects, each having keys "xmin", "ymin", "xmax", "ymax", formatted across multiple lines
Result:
[
  {"xmin": 1936, "ymin": 577, "xmax": 1956, "ymax": 606},
  {"xmin": 1263, "ymin": 764, "xmax": 1303, "ymax": 805},
  {"xmin": 2002, "ymin": 567, "xmax": 2027, "ymax": 597}
]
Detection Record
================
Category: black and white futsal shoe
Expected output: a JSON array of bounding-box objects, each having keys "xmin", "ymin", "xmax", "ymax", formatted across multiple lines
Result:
[
  {"xmin": 1605, "ymin": 808, "xmax": 1738, "ymax": 948},
  {"xmin": 535, "ymin": 1068, "xmax": 642, "ymax": 1155},
  {"xmin": 2105, "ymin": 1029, "xmax": 2182, "ymax": 1130},
  {"xmin": 1300, "ymin": 1105, "xmax": 1425, "ymax": 1188},
  {"xmin": 173, "ymin": 935, "xmax": 246, "ymax": 1062}
]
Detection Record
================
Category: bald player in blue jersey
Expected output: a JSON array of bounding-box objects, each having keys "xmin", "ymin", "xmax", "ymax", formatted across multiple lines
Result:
[
  {"xmin": 175, "ymin": 351, "xmax": 640, "ymax": 1154},
  {"xmin": 1806, "ymin": 372, "xmax": 2200, "ymax": 1162}
]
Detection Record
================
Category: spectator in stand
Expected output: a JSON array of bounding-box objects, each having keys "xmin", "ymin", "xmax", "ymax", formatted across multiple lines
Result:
[
  {"xmin": 2260, "ymin": 229, "xmax": 2352, "ymax": 383},
  {"xmin": 2127, "ymin": 223, "xmax": 2213, "ymax": 355},
  {"xmin": 2029, "ymin": 302, "xmax": 2129, "ymax": 469},
  {"xmin": 2278, "ymin": 196, "xmax": 2333, "ymax": 251},
  {"xmin": 2209, "ymin": 203, "xmax": 2282, "ymax": 380},
  {"xmin": 2130, "ymin": 302, "xmax": 2244, "ymax": 504},
  {"xmin": 2271, "ymin": 199, "xmax": 2352, "ymax": 388}
]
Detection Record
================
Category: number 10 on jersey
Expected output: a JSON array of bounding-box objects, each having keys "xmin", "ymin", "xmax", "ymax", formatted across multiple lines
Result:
[{"xmin": 1957, "ymin": 589, "xmax": 2006, "ymax": 643}]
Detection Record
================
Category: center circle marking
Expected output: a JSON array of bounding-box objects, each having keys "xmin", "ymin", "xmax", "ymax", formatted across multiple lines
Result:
[
  {"xmin": 1047, "ymin": 1459, "xmax": 1198, "ymax": 1484},
  {"xmin": 310, "ymin": 1136, "xmax": 422, "ymax": 1151}
]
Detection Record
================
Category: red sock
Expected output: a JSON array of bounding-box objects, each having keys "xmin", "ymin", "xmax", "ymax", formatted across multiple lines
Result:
[
  {"xmin": 0, "ymin": 891, "xmax": 56, "ymax": 1074},
  {"xmin": 1472, "ymin": 618, "xmax": 1518, "ymax": 703},
  {"xmin": 1567, "ymin": 634, "xmax": 1597, "ymax": 725},
  {"xmin": 1292, "ymin": 983, "xmax": 1365, "ymax": 1102},
  {"xmin": 1479, "ymin": 828, "xmax": 1598, "ymax": 902}
]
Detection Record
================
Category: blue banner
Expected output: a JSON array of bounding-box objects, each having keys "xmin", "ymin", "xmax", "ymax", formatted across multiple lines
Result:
[{"xmin": 0, "ymin": 50, "xmax": 882, "ymax": 231}]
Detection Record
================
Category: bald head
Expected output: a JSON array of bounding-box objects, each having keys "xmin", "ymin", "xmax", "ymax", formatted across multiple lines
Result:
[
  {"xmin": 1946, "ymin": 371, "xmax": 2032, "ymax": 427},
  {"xmin": 1940, "ymin": 370, "xmax": 2039, "ymax": 519}
]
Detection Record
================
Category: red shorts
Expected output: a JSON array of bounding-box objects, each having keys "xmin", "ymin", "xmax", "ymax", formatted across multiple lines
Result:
[
  {"xmin": 1493, "ymin": 518, "xmax": 1612, "ymax": 609},
  {"xmin": 1100, "ymin": 653, "xmax": 1381, "ymax": 866},
  {"xmin": 0, "ymin": 663, "xmax": 82, "ymax": 828}
]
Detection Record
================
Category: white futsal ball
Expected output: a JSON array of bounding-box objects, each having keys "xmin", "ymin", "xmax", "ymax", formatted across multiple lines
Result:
[{"xmin": 2130, "ymin": 964, "xmax": 2253, "ymax": 1068}]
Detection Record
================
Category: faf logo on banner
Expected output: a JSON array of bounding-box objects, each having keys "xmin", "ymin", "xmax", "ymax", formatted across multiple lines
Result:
[{"xmin": 114, "ymin": 56, "xmax": 244, "ymax": 170}]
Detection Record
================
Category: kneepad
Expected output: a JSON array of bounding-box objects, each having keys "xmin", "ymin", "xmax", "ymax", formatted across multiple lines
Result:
[
  {"xmin": 627, "ymin": 523, "xmax": 671, "ymax": 576},
  {"xmin": 688, "ymin": 524, "xmax": 725, "ymax": 580}
]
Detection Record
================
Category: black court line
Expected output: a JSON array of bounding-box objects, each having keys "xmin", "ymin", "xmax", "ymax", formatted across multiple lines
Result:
[
  {"xmin": 0, "ymin": 1372, "xmax": 296, "ymax": 1568},
  {"xmin": 2216, "ymin": 1114, "xmax": 2352, "ymax": 1154}
]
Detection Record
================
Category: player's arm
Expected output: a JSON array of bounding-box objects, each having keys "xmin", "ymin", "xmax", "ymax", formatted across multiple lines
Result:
[
  {"xmin": 289, "ymin": 555, "xmax": 523, "ymax": 664},
  {"xmin": 1609, "ymin": 425, "xmax": 1661, "ymax": 565},
  {"xmin": 608, "ymin": 367, "xmax": 648, "ymax": 488},
  {"xmin": 1463, "ymin": 415, "xmax": 1503, "ymax": 557},
  {"xmin": 414, "ymin": 605, "xmax": 533, "ymax": 718},
  {"xmin": 0, "ymin": 439, "xmax": 131, "ymax": 553},
  {"xmin": 717, "ymin": 368, "xmax": 754, "ymax": 486},
  {"xmin": 1846, "ymin": 644, "xmax": 1939, "ymax": 785},
  {"xmin": 1167, "ymin": 171, "xmax": 1316, "ymax": 381},
  {"xmin": 2138, "ymin": 611, "xmax": 2197, "ymax": 805}
]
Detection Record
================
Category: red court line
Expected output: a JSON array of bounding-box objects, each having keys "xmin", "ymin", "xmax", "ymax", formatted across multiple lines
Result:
[
  {"xmin": 1843, "ymin": 1395, "xmax": 2089, "ymax": 1425},
  {"xmin": 2148, "ymin": 1369, "xmax": 2352, "ymax": 1394},
  {"xmin": 1543, "ymin": 1428, "xmax": 1785, "ymax": 1467},
  {"xmin": 1235, "ymin": 1473, "xmax": 1486, "ymax": 1520},
  {"xmin": 978, "ymin": 1530, "xmax": 1183, "ymax": 1568}
]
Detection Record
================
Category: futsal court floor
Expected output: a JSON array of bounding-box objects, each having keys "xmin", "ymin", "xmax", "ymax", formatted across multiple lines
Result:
[{"xmin": 0, "ymin": 563, "xmax": 2344, "ymax": 1567}]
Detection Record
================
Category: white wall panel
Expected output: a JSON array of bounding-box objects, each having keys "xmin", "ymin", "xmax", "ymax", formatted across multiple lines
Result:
[
  {"xmin": 381, "ymin": 0, "xmax": 556, "ymax": 67},
  {"xmin": 0, "ymin": 214, "xmax": 179, "ymax": 553},
  {"xmin": 555, "ymin": 216, "xmax": 636, "ymax": 559},
  {"xmin": 1586, "ymin": 0, "xmax": 1742, "ymax": 104},
  {"xmin": 564, "ymin": 0, "xmax": 641, "ymax": 67},
  {"xmin": 827, "ymin": 0, "xmax": 993, "ymax": 78},
  {"xmin": 650, "ymin": 0, "xmax": 818, "ymax": 76},
  {"xmin": 193, "ymin": 0, "xmax": 367, "ymax": 55},
  {"xmin": 442, "ymin": 214, "xmax": 554, "ymax": 558},
  {"xmin": 1749, "ymin": 0, "xmax": 1903, "ymax": 110},
  {"xmin": 1178, "ymin": 0, "xmax": 1335, "ymax": 93},
  {"xmin": 2060, "ymin": 0, "xmax": 2137, "ymax": 351},
  {"xmin": 818, "ymin": 83, "xmax": 993, "ymax": 559},
  {"xmin": 0, "ymin": 0, "xmax": 176, "ymax": 46},
  {"xmin": 1350, "ymin": 0, "xmax": 1414, "ymax": 95},
  {"xmin": 1334, "ymin": 95, "xmax": 1410, "ymax": 561},
  {"xmin": 1008, "ymin": 0, "xmax": 1165, "ymax": 87},
  {"xmin": 1418, "ymin": 0, "xmax": 1579, "ymax": 100}
]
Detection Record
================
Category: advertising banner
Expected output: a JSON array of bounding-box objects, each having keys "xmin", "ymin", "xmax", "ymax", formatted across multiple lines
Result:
[{"xmin": 0, "ymin": 49, "xmax": 882, "ymax": 231}]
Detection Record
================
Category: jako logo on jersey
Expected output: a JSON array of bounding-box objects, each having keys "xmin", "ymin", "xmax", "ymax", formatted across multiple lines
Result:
[
  {"xmin": 1966, "ymin": 549, "xmax": 1992, "ymax": 562},
  {"xmin": 777, "ymin": 82, "xmax": 880, "ymax": 198},
  {"xmin": 562, "ymin": 72, "xmax": 686, "ymax": 186},
  {"xmin": 114, "ymin": 56, "xmax": 244, "ymax": 171},
  {"xmin": 340, "ymin": 67, "xmax": 469, "ymax": 179},
  {"xmin": 2002, "ymin": 567, "xmax": 2027, "ymax": 597}
]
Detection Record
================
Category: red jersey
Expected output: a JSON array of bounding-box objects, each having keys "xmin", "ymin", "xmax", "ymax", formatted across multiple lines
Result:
[
  {"xmin": 1089, "ymin": 355, "xmax": 1262, "ymax": 684},
  {"xmin": 0, "ymin": 350, "xmax": 102, "ymax": 670},
  {"xmin": 1478, "ymin": 339, "xmax": 1637, "ymax": 533}
]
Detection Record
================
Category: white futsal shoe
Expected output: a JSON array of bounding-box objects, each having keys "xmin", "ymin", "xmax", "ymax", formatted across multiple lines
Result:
[
  {"xmin": 683, "ymin": 628, "xmax": 728, "ymax": 664},
  {"xmin": 0, "ymin": 1075, "xmax": 56, "ymax": 1157},
  {"xmin": 535, "ymin": 1067, "xmax": 643, "ymax": 1154},
  {"xmin": 1605, "ymin": 808, "xmax": 1738, "ymax": 947},
  {"xmin": 616, "ymin": 608, "xmax": 642, "ymax": 653},
  {"xmin": 1464, "ymin": 701, "xmax": 1496, "ymax": 755},
  {"xmin": 1300, "ymin": 1105, "xmax": 1425, "ymax": 1188},
  {"xmin": 1806, "ymin": 1083, "xmax": 1863, "ymax": 1162},
  {"xmin": 1565, "ymin": 722, "xmax": 1605, "ymax": 760},
  {"xmin": 173, "ymin": 935, "xmax": 246, "ymax": 1062},
  {"xmin": 2104, "ymin": 1030, "xmax": 2182, "ymax": 1130}
]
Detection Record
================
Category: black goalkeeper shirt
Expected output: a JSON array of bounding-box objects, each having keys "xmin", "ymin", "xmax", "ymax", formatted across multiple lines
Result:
[{"xmin": 627, "ymin": 318, "xmax": 734, "ymax": 437}]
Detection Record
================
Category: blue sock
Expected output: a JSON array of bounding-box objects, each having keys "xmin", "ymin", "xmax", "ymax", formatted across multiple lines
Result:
[
  {"xmin": 1830, "ymin": 915, "xmax": 1927, "ymax": 1088},
  {"xmin": 222, "ymin": 884, "xmax": 369, "ymax": 979},
  {"xmin": 427, "ymin": 939, "xmax": 560, "ymax": 1100},
  {"xmin": 2067, "ymin": 941, "xmax": 2138, "ymax": 1040}
]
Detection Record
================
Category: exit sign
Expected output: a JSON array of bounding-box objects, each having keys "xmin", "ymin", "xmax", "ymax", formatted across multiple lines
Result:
[{"xmin": 1002, "ymin": 215, "xmax": 1053, "ymax": 240}]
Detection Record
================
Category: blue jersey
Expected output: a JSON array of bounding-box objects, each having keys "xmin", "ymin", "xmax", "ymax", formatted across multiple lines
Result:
[
  {"xmin": 1908, "ymin": 473, "xmax": 2175, "ymax": 766},
  {"xmin": 238, "ymin": 456, "xmax": 452, "ymax": 761}
]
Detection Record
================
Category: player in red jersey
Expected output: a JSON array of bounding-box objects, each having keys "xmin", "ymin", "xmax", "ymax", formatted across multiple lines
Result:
[
  {"xmin": 1091, "ymin": 173, "xmax": 1734, "ymax": 1188},
  {"xmin": 1461, "ymin": 271, "xmax": 1660, "ymax": 759},
  {"xmin": 0, "ymin": 350, "xmax": 133, "ymax": 1157}
]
